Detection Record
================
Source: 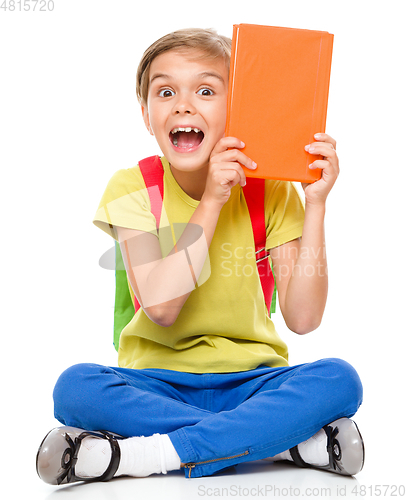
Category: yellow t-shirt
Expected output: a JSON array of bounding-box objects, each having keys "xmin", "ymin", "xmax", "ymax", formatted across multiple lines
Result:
[{"xmin": 93, "ymin": 157, "xmax": 304, "ymax": 373}]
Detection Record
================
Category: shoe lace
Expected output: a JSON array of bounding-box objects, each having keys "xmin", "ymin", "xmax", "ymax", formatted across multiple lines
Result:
[
  {"xmin": 324, "ymin": 424, "xmax": 343, "ymax": 473},
  {"xmin": 57, "ymin": 433, "xmax": 79, "ymax": 485}
]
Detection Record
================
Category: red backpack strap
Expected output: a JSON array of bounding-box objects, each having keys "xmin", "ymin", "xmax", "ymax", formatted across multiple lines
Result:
[
  {"xmin": 131, "ymin": 155, "xmax": 164, "ymax": 313},
  {"xmin": 243, "ymin": 178, "xmax": 276, "ymax": 315},
  {"xmin": 130, "ymin": 158, "xmax": 275, "ymax": 316},
  {"xmin": 138, "ymin": 155, "xmax": 164, "ymax": 229}
]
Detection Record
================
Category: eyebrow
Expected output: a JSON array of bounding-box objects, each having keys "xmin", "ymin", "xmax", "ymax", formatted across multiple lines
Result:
[
  {"xmin": 197, "ymin": 71, "xmax": 225, "ymax": 83},
  {"xmin": 149, "ymin": 73, "xmax": 170, "ymax": 84},
  {"xmin": 149, "ymin": 71, "xmax": 225, "ymax": 85}
]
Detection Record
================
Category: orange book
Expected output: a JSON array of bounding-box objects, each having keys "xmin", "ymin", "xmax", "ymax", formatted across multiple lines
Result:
[{"xmin": 225, "ymin": 24, "xmax": 334, "ymax": 183}]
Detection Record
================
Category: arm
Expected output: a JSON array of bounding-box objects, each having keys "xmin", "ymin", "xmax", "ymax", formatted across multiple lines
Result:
[
  {"xmin": 116, "ymin": 197, "xmax": 220, "ymax": 327},
  {"xmin": 117, "ymin": 137, "xmax": 256, "ymax": 327},
  {"xmin": 270, "ymin": 133, "xmax": 339, "ymax": 334}
]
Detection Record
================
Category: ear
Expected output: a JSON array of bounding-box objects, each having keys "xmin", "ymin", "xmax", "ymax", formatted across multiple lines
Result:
[{"xmin": 141, "ymin": 105, "xmax": 154, "ymax": 136}]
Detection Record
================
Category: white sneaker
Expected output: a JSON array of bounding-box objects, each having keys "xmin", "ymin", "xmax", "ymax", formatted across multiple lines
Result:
[
  {"xmin": 289, "ymin": 418, "xmax": 365, "ymax": 476},
  {"xmin": 36, "ymin": 426, "xmax": 123, "ymax": 485}
]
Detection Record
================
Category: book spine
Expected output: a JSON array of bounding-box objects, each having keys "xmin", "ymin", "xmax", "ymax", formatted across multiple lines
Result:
[
  {"xmin": 320, "ymin": 34, "xmax": 334, "ymax": 132},
  {"xmin": 305, "ymin": 33, "xmax": 334, "ymax": 182},
  {"xmin": 315, "ymin": 33, "xmax": 333, "ymax": 135},
  {"xmin": 225, "ymin": 24, "xmax": 239, "ymax": 137}
]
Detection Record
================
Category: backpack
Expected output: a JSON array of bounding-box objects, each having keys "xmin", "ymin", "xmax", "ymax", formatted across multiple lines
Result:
[{"xmin": 113, "ymin": 155, "xmax": 276, "ymax": 351}]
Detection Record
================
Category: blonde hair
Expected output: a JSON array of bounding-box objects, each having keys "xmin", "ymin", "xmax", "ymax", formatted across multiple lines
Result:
[{"xmin": 136, "ymin": 28, "xmax": 232, "ymax": 105}]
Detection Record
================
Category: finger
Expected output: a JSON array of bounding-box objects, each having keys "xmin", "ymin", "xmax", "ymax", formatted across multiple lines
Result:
[
  {"xmin": 313, "ymin": 133, "xmax": 337, "ymax": 149},
  {"xmin": 213, "ymin": 160, "xmax": 248, "ymax": 187},
  {"xmin": 305, "ymin": 143, "xmax": 337, "ymax": 159},
  {"xmin": 217, "ymin": 166, "xmax": 246, "ymax": 188},
  {"xmin": 211, "ymin": 136, "xmax": 246, "ymax": 157},
  {"xmin": 309, "ymin": 159, "xmax": 340, "ymax": 179},
  {"xmin": 212, "ymin": 147, "xmax": 257, "ymax": 170},
  {"xmin": 308, "ymin": 159, "xmax": 330, "ymax": 170},
  {"xmin": 220, "ymin": 174, "xmax": 240, "ymax": 187}
]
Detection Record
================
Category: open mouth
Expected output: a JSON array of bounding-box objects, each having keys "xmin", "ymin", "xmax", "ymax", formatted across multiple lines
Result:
[{"xmin": 169, "ymin": 127, "xmax": 204, "ymax": 151}]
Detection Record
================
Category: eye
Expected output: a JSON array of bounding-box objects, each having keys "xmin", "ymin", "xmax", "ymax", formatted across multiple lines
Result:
[
  {"xmin": 197, "ymin": 88, "xmax": 214, "ymax": 96},
  {"xmin": 158, "ymin": 89, "xmax": 175, "ymax": 98}
]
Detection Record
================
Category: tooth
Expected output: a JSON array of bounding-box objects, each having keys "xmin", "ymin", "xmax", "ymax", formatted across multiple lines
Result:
[{"xmin": 171, "ymin": 126, "xmax": 201, "ymax": 134}]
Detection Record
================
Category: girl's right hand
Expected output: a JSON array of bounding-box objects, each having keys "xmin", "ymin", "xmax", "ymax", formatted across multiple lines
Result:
[{"xmin": 203, "ymin": 137, "xmax": 257, "ymax": 208}]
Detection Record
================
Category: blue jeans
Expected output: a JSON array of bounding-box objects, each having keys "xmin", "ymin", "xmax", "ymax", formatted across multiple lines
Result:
[{"xmin": 53, "ymin": 358, "xmax": 363, "ymax": 478}]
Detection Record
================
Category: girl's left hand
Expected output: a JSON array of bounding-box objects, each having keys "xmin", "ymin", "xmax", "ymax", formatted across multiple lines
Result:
[{"xmin": 302, "ymin": 133, "xmax": 339, "ymax": 206}]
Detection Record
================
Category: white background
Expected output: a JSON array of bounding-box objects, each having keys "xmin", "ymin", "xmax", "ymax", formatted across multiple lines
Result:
[{"xmin": 1, "ymin": 0, "xmax": 405, "ymax": 498}]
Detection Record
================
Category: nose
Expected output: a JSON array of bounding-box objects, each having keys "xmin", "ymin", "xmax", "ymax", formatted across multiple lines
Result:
[{"xmin": 172, "ymin": 93, "xmax": 196, "ymax": 115}]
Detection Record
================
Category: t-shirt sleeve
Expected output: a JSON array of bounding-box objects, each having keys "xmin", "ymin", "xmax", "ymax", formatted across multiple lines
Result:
[
  {"xmin": 265, "ymin": 180, "xmax": 305, "ymax": 250},
  {"xmin": 93, "ymin": 166, "xmax": 158, "ymax": 240}
]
